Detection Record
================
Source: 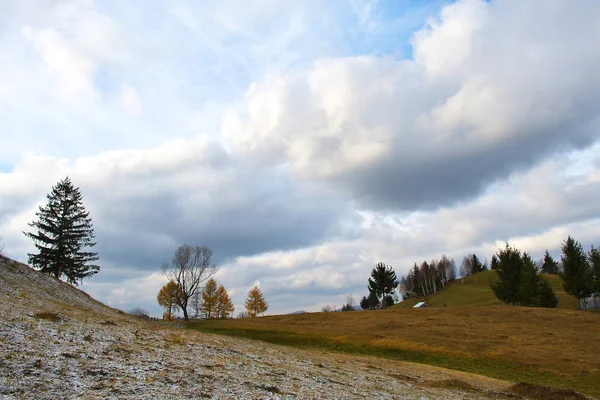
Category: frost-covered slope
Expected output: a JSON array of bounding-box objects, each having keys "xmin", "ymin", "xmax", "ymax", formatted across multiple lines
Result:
[
  {"xmin": 0, "ymin": 257, "xmax": 125, "ymax": 320},
  {"xmin": 0, "ymin": 258, "xmax": 519, "ymax": 399}
]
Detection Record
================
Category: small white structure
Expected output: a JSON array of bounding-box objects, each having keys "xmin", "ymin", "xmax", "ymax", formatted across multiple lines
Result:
[{"xmin": 413, "ymin": 301, "xmax": 431, "ymax": 308}]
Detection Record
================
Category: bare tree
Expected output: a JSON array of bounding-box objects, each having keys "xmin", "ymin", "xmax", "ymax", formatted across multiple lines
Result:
[
  {"xmin": 0, "ymin": 236, "xmax": 5, "ymax": 259},
  {"xmin": 162, "ymin": 244, "xmax": 218, "ymax": 321}
]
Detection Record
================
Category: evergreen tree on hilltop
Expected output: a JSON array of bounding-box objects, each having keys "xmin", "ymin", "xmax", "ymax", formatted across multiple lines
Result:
[
  {"xmin": 491, "ymin": 244, "xmax": 557, "ymax": 308},
  {"xmin": 541, "ymin": 250, "xmax": 560, "ymax": 274},
  {"xmin": 588, "ymin": 246, "xmax": 600, "ymax": 308},
  {"xmin": 24, "ymin": 177, "xmax": 99, "ymax": 285},
  {"xmin": 560, "ymin": 236, "xmax": 592, "ymax": 310},
  {"xmin": 471, "ymin": 254, "xmax": 486, "ymax": 273},
  {"xmin": 368, "ymin": 262, "xmax": 398, "ymax": 309},
  {"xmin": 490, "ymin": 255, "xmax": 499, "ymax": 270},
  {"xmin": 518, "ymin": 253, "xmax": 539, "ymax": 306},
  {"xmin": 491, "ymin": 244, "xmax": 523, "ymax": 306}
]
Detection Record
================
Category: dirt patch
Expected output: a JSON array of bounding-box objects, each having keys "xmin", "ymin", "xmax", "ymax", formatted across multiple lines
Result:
[{"xmin": 33, "ymin": 312, "xmax": 61, "ymax": 322}]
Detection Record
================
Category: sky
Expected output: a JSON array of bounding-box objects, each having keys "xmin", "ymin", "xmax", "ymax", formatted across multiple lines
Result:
[{"xmin": 1, "ymin": 0, "xmax": 600, "ymax": 317}]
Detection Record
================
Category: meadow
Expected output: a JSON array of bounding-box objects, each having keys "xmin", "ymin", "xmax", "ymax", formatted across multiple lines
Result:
[{"xmin": 188, "ymin": 273, "xmax": 599, "ymax": 397}]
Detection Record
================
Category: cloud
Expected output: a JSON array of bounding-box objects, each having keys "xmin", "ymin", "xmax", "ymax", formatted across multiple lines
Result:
[
  {"xmin": 214, "ymin": 143, "xmax": 600, "ymax": 313},
  {"xmin": 1, "ymin": 137, "xmax": 348, "ymax": 280},
  {"xmin": 223, "ymin": 0, "xmax": 600, "ymax": 210},
  {"xmin": 118, "ymin": 86, "xmax": 142, "ymax": 115},
  {"xmin": 2, "ymin": 0, "xmax": 600, "ymax": 316}
]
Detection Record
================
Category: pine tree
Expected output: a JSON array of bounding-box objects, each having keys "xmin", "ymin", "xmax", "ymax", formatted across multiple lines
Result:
[
  {"xmin": 368, "ymin": 262, "xmax": 398, "ymax": 309},
  {"xmin": 216, "ymin": 284, "xmax": 235, "ymax": 318},
  {"xmin": 201, "ymin": 278, "xmax": 219, "ymax": 318},
  {"xmin": 491, "ymin": 244, "xmax": 558, "ymax": 308},
  {"xmin": 24, "ymin": 177, "xmax": 99, "ymax": 285},
  {"xmin": 490, "ymin": 255, "xmax": 499, "ymax": 270},
  {"xmin": 491, "ymin": 244, "xmax": 523, "ymax": 305},
  {"xmin": 560, "ymin": 236, "xmax": 592, "ymax": 310},
  {"xmin": 471, "ymin": 254, "xmax": 486, "ymax": 273},
  {"xmin": 588, "ymin": 246, "xmax": 600, "ymax": 309},
  {"xmin": 536, "ymin": 277, "xmax": 558, "ymax": 308},
  {"xmin": 518, "ymin": 253, "xmax": 539, "ymax": 306},
  {"xmin": 541, "ymin": 250, "xmax": 560, "ymax": 274},
  {"xmin": 359, "ymin": 296, "xmax": 370, "ymax": 310},
  {"xmin": 367, "ymin": 291, "xmax": 379, "ymax": 309},
  {"xmin": 245, "ymin": 285, "xmax": 268, "ymax": 317}
]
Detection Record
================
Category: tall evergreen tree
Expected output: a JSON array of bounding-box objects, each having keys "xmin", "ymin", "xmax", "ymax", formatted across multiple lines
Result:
[
  {"xmin": 491, "ymin": 244, "xmax": 523, "ymax": 306},
  {"xmin": 587, "ymin": 246, "xmax": 600, "ymax": 308},
  {"xmin": 368, "ymin": 262, "xmax": 398, "ymax": 309},
  {"xmin": 24, "ymin": 177, "xmax": 99, "ymax": 285},
  {"xmin": 491, "ymin": 245, "xmax": 557, "ymax": 308},
  {"xmin": 536, "ymin": 277, "xmax": 559, "ymax": 308},
  {"xmin": 518, "ymin": 253, "xmax": 539, "ymax": 306},
  {"xmin": 560, "ymin": 236, "xmax": 592, "ymax": 310},
  {"xmin": 471, "ymin": 254, "xmax": 486, "ymax": 273},
  {"xmin": 541, "ymin": 250, "xmax": 560, "ymax": 274},
  {"xmin": 490, "ymin": 255, "xmax": 499, "ymax": 270}
]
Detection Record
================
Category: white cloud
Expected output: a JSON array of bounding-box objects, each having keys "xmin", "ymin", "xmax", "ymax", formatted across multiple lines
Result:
[
  {"xmin": 1, "ymin": 0, "xmax": 600, "ymax": 316},
  {"xmin": 118, "ymin": 86, "xmax": 142, "ymax": 115},
  {"xmin": 223, "ymin": 0, "xmax": 600, "ymax": 209}
]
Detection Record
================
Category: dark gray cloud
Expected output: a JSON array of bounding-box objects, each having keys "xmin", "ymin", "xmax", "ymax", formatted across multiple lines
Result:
[{"xmin": 87, "ymin": 168, "xmax": 348, "ymax": 283}]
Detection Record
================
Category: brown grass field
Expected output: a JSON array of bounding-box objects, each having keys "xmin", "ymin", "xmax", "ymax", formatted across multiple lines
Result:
[{"xmin": 189, "ymin": 305, "xmax": 600, "ymax": 397}]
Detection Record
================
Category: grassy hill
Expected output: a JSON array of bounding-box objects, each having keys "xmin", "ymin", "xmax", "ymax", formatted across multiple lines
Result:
[
  {"xmin": 189, "ymin": 305, "xmax": 600, "ymax": 397},
  {"xmin": 3, "ymin": 257, "xmax": 559, "ymax": 399},
  {"xmin": 393, "ymin": 270, "xmax": 578, "ymax": 310}
]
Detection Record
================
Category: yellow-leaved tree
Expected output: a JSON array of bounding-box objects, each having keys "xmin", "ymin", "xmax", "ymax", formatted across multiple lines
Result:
[
  {"xmin": 245, "ymin": 285, "xmax": 268, "ymax": 317},
  {"xmin": 157, "ymin": 280, "xmax": 183, "ymax": 320},
  {"xmin": 216, "ymin": 284, "xmax": 235, "ymax": 318},
  {"xmin": 200, "ymin": 278, "xmax": 219, "ymax": 318}
]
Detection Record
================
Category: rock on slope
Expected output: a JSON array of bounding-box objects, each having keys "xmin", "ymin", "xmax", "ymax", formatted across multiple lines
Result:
[{"xmin": 1, "ymin": 257, "xmax": 519, "ymax": 399}]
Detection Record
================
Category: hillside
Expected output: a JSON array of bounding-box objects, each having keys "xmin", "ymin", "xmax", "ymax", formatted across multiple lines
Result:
[
  {"xmin": 191, "ymin": 305, "xmax": 600, "ymax": 398},
  {"xmin": 0, "ymin": 257, "xmax": 533, "ymax": 399},
  {"xmin": 393, "ymin": 270, "xmax": 578, "ymax": 309}
]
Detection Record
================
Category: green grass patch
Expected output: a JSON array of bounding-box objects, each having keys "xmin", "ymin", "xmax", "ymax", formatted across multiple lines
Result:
[{"xmin": 393, "ymin": 270, "xmax": 578, "ymax": 310}]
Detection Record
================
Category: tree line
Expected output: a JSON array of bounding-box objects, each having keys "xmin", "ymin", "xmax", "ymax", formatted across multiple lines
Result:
[
  {"xmin": 19, "ymin": 177, "xmax": 269, "ymax": 321},
  {"xmin": 399, "ymin": 255, "xmax": 460, "ymax": 299},
  {"xmin": 491, "ymin": 244, "xmax": 557, "ymax": 308},
  {"xmin": 489, "ymin": 236, "xmax": 600, "ymax": 310},
  {"xmin": 158, "ymin": 276, "xmax": 234, "ymax": 320}
]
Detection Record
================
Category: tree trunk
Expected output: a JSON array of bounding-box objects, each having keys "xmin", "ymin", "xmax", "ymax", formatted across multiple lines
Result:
[{"xmin": 181, "ymin": 298, "xmax": 189, "ymax": 321}]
